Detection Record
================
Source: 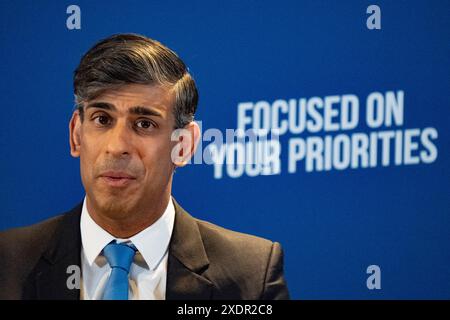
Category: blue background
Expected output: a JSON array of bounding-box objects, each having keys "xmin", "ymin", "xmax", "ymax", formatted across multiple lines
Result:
[{"xmin": 0, "ymin": 0, "xmax": 449, "ymax": 299}]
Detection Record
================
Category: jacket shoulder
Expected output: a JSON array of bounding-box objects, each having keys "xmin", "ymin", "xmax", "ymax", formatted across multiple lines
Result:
[
  {"xmin": 194, "ymin": 218, "xmax": 287, "ymax": 299},
  {"xmin": 0, "ymin": 215, "xmax": 65, "ymax": 280},
  {"xmin": 195, "ymin": 218, "xmax": 274, "ymax": 252}
]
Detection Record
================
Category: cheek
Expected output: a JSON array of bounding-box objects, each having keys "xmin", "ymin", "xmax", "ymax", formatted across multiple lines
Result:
[
  {"xmin": 141, "ymin": 141, "xmax": 174, "ymax": 173},
  {"xmin": 79, "ymin": 141, "xmax": 99, "ymax": 181}
]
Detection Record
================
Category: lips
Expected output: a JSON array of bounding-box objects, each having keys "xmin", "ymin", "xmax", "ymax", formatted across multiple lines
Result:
[
  {"xmin": 100, "ymin": 171, "xmax": 136, "ymax": 179},
  {"xmin": 99, "ymin": 171, "xmax": 136, "ymax": 187}
]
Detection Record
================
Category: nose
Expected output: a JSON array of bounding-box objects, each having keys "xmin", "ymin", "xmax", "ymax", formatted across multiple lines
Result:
[{"xmin": 105, "ymin": 119, "xmax": 132, "ymax": 157}]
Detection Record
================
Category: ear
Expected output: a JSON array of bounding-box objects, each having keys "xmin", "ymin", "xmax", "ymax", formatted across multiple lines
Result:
[
  {"xmin": 171, "ymin": 121, "xmax": 201, "ymax": 167},
  {"xmin": 69, "ymin": 110, "xmax": 82, "ymax": 158}
]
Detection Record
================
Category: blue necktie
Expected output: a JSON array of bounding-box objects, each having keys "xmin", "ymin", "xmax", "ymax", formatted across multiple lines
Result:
[{"xmin": 102, "ymin": 241, "xmax": 137, "ymax": 300}]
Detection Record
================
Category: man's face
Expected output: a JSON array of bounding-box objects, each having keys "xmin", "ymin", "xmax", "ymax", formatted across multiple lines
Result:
[{"xmin": 69, "ymin": 84, "xmax": 177, "ymax": 219}]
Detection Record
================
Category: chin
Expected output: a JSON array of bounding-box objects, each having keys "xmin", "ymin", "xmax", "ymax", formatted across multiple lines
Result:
[{"xmin": 94, "ymin": 192, "xmax": 135, "ymax": 218}]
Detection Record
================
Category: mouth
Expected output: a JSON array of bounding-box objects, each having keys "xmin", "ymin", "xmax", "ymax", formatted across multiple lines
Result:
[{"xmin": 99, "ymin": 171, "xmax": 137, "ymax": 188}]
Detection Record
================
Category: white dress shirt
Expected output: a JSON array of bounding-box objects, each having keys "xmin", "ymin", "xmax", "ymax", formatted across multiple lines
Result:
[{"xmin": 79, "ymin": 196, "xmax": 175, "ymax": 300}]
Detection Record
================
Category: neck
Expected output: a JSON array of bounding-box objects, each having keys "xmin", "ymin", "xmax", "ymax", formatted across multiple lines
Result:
[{"xmin": 85, "ymin": 192, "xmax": 171, "ymax": 238}]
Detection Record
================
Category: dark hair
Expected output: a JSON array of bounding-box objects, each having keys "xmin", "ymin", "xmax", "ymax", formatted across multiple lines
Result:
[{"xmin": 73, "ymin": 33, "xmax": 198, "ymax": 128}]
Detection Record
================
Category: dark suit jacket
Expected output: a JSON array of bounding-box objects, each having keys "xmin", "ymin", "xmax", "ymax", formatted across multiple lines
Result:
[{"xmin": 0, "ymin": 198, "xmax": 289, "ymax": 300}]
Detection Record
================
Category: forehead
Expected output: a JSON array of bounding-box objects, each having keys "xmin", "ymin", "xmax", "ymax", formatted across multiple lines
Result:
[{"xmin": 87, "ymin": 83, "xmax": 175, "ymax": 116}]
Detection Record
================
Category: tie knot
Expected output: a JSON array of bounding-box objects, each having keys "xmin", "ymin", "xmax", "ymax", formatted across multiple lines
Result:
[{"xmin": 103, "ymin": 241, "xmax": 137, "ymax": 273}]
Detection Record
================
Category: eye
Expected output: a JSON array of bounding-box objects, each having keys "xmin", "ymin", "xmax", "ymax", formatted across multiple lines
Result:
[
  {"xmin": 135, "ymin": 119, "xmax": 155, "ymax": 130},
  {"xmin": 93, "ymin": 114, "xmax": 111, "ymax": 126}
]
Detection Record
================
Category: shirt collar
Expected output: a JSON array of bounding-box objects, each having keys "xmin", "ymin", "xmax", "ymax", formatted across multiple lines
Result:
[{"xmin": 80, "ymin": 196, "xmax": 175, "ymax": 270}]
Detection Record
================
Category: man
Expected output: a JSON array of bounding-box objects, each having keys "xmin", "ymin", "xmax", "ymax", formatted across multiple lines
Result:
[{"xmin": 0, "ymin": 33, "xmax": 289, "ymax": 300}]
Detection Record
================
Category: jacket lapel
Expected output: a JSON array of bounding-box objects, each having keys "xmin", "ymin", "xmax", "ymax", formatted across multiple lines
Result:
[
  {"xmin": 166, "ymin": 199, "xmax": 214, "ymax": 300},
  {"xmin": 23, "ymin": 202, "xmax": 83, "ymax": 300}
]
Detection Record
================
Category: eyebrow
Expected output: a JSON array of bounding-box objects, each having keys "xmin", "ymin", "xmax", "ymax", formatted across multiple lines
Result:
[{"xmin": 85, "ymin": 102, "xmax": 163, "ymax": 117}]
